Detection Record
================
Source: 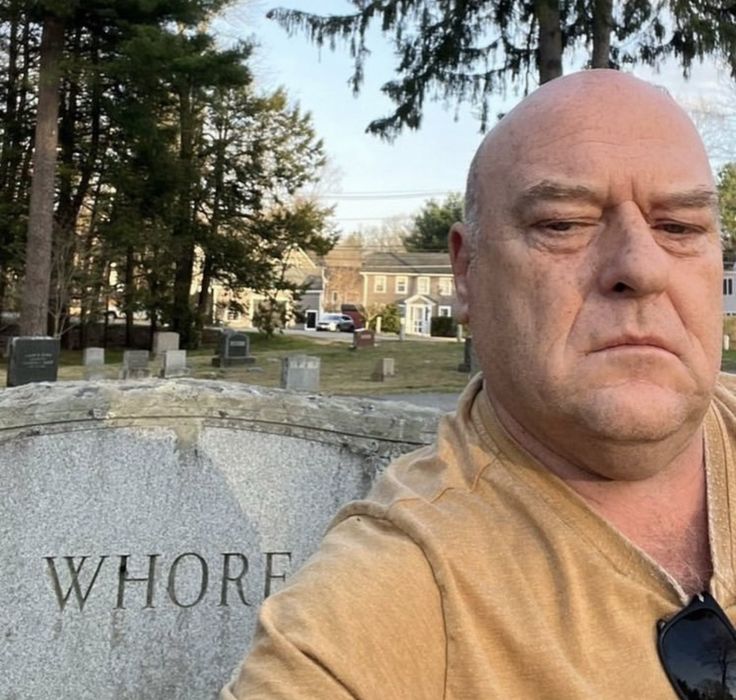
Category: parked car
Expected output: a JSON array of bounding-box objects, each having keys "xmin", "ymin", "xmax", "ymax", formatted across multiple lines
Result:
[
  {"xmin": 316, "ymin": 313, "xmax": 355, "ymax": 332},
  {"xmin": 340, "ymin": 303, "xmax": 366, "ymax": 329}
]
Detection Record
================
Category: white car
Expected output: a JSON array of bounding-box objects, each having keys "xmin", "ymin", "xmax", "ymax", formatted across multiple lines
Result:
[{"xmin": 316, "ymin": 313, "xmax": 355, "ymax": 332}]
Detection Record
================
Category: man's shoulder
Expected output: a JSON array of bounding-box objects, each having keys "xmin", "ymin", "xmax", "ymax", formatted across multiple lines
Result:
[{"xmin": 715, "ymin": 372, "xmax": 736, "ymax": 412}]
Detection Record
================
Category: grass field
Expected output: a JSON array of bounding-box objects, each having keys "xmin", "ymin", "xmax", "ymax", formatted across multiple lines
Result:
[{"xmin": 0, "ymin": 333, "xmax": 470, "ymax": 396}]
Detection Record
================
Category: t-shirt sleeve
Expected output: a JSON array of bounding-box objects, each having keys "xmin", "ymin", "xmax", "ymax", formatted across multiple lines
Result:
[{"xmin": 221, "ymin": 514, "xmax": 446, "ymax": 699}]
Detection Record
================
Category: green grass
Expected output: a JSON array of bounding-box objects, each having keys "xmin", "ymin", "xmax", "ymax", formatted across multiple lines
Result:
[
  {"xmin": 722, "ymin": 349, "xmax": 736, "ymax": 373},
  {"xmin": 0, "ymin": 333, "xmax": 470, "ymax": 396}
]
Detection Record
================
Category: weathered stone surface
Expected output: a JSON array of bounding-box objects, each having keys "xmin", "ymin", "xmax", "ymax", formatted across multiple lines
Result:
[
  {"xmin": 83, "ymin": 347, "xmax": 106, "ymax": 380},
  {"xmin": 372, "ymin": 357, "xmax": 395, "ymax": 382},
  {"xmin": 280, "ymin": 354, "xmax": 319, "ymax": 392},
  {"xmin": 0, "ymin": 379, "xmax": 441, "ymax": 699},
  {"xmin": 152, "ymin": 332, "xmax": 180, "ymax": 357},
  {"xmin": 120, "ymin": 350, "xmax": 150, "ymax": 379},
  {"xmin": 160, "ymin": 349, "xmax": 189, "ymax": 378}
]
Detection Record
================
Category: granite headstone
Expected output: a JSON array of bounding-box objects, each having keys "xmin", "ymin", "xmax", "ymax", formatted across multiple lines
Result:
[
  {"xmin": 83, "ymin": 347, "xmax": 106, "ymax": 380},
  {"xmin": 152, "ymin": 332, "xmax": 180, "ymax": 357},
  {"xmin": 212, "ymin": 331, "xmax": 255, "ymax": 368},
  {"xmin": 120, "ymin": 350, "xmax": 150, "ymax": 379},
  {"xmin": 160, "ymin": 349, "xmax": 189, "ymax": 378},
  {"xmin": 6, "ymin": 336, "xmax": 60, "ymax": 387},
  {"xmin": 372, "ymin": 357, "xmax": 395, "ymax": 382},
  {"xmin": 280, "ymin": 354, "xmax": 320, "ymax": 392},
  {"xmin": 0, "ymin": 379, "xmax": 441, "ymax": 699}
]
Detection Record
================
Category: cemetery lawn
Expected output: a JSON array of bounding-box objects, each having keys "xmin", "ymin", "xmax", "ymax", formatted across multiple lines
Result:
[
  {"xmin": 723, "ymin": 349, "xmax": 736, "ymax": 373},
  {"xmin": 46, "ymin": 334, "xmax": 470, "ymax": 396}
]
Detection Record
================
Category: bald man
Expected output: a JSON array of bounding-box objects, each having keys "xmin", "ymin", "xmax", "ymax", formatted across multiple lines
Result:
[{"xmin": 223, "ymin": 71, "xmax": 736, "ymax": 699}]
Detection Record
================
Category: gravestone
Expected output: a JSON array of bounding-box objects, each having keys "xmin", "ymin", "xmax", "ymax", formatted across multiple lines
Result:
[
  {"xmin": 152, "ymin": 332, "xmax": 180, "ymax": 357},
  {"xmin": 457, "ymin": 337, "xmax": 480, "ymax": 375},
  {"xmin": 352, "ymin": 329, "xmax": 375, "ymax": 349},
  {"xmin": 6, "ymin": 336, "xmax": 60, "ymax": 387},
  {"xmin": 160, "ymin": 349, "xmax": 189, "ymax": 378},
  {"xmin": 0, "ymin": 379, "xmax": 441, "ymax": 699},
  {"xmin": 280, "ymin": 354, "xmax": 320, "ymax": 392},
  {"xmin": 372, "ymin": 357, "xmax": 395, "ymax": 382},
  {"xmin": 212, "ymin": 331, "xmax": 255, "ymax": 368},
  {"xmin": 120, "ymin": 350, "xmax": 150, "ymax": 379},
  {"xmin": 83, "ymin": 347, "xmax": 106, "ymax": 380}
]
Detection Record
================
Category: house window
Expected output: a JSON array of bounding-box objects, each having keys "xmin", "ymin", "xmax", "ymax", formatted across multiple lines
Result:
[
  {"xmin": 227, "ymin": 307, "xmax": 240, "ymax": 320},
  {"xmin": 438, "ymin": 305, "xmax": 452, "ymax": 317},
  {"xmin": 439, "ymin": 277, "xmax": 454, "ymax": 296},
  {"xmin": 395, "ymin": 276, "xmax": 408, "ymax": 294},
  {"xmin": 331, "ymin": 291, "xmax": 339, "ymax": 304},
  {"xmin": 374, "ymin": 275, "xmax": 386, "ymax": 293},
  {"xmin": 725, "ymin": 278, "xmax": 734, "ymax": 296},
  {"xmin": 417, "ymin": 276, "xmax": 430, "ymax": 295}
]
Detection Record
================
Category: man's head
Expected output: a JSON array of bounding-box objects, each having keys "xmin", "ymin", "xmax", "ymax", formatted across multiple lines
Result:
[{"xmin": 450, "ymin": 70, "xmax": 723, "ymax": 480}]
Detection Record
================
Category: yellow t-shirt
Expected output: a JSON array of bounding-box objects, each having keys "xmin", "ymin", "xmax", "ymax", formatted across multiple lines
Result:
[{"xmin": 224, "ymin": 374, "xmax": 736, "ymax": 699}]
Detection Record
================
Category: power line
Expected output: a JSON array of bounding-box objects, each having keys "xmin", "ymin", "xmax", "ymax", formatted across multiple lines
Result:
[{"xmin": 320, "ymin": 189, "xmax": 458, "ymax": 201}]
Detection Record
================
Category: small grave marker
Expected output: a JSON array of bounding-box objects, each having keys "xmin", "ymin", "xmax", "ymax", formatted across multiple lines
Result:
[
  {"xmin": 372, "ymin": 357, "xmax": 395, "ymax": 382},
  {"xmin": 280, "ymin": 354, "xmax": 320, "ymax": 392},
  {"xmin": 152, "ymin": 332, "xmax": 180, "ymax": 357},
  {"xmin": 352, "ymin": 329, "xmax": 375, "ymax": 349},
  {"xmin": 212, "ymin": 331, "xmax": 255, "ymax": 368},
  {"xmin": 6, "ymin": 336, "xmax": 60, "ymax": 387},
  {"xmin": 120, "ymin": 350, "xmax": 150, "ymax": 379},
  {"xmin": 160, "ymin": 349, "xmax": 189, "ymax": 378},
  {"xmin": 83, "ymin": 347, "xmax": 106, "ymax": 380}
]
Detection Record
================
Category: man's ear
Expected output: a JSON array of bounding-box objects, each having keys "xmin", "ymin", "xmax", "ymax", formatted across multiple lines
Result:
[{"xmin": 449, "ymin": 222, "xmax": 471, "ymax": 325}]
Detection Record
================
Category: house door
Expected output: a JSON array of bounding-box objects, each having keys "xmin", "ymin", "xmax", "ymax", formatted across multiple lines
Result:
[
  {"xmin": 408, "ymin": 304, "xmax": 431, "ymax": 335},
  {"xmin": 305, "ymin": 310, "xmax": 318, "ymax": 330}
]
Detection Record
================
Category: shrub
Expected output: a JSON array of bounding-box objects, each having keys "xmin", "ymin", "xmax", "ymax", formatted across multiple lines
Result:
[
  {"xmin": 368, "ymin": 303, "xmax": 400, "ymax": 334},
  {"xmin": 252, "ymin": 300, "xmax": 290, "ymax": 337},
  {"xmin": 431, "ymin": 315, "xmax": 456, "ymax": 337}
]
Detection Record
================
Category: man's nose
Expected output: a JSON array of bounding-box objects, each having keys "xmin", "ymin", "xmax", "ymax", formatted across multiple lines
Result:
[{"xmin": 595, "ymin": 203, "xmax": 670, "ymax": 297}]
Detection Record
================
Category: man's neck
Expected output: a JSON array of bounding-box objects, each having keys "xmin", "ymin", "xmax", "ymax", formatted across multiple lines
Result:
[{"xmin": 490, "ymin": 396, "xmax": 712, "ymax": 595}]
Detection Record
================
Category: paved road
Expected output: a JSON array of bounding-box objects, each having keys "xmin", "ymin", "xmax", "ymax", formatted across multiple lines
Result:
[{"xmin": 283, "ymin": 328, "xmax": 461, "ymax": 344}]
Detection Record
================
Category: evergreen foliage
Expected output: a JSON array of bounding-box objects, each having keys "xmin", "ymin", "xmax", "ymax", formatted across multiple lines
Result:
[
  {"xmin": 718, "ymin": 162, "xmax": 736, "ymax": 264},
  {"xmin": 268, "ymin": 0, "xmax": 667, "ymax": 138},
  {"xmin": 404, "ymin": 192, "xmax": 463, "ymax": 252},
  {"xmin": 0, "ymin": 0, "xmax": 335, "ymax": 347}
]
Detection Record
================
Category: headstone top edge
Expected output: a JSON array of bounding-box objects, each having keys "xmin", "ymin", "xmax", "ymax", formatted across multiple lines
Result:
[{"xmin": 0, "ymin": 379, "xmax": 444, "ymax": 440}]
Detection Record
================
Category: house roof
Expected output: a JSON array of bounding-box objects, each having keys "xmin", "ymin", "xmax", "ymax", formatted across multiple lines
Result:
[{"xmin": 362, "ymin": 251, "xmax": 451, "ymax": 274}]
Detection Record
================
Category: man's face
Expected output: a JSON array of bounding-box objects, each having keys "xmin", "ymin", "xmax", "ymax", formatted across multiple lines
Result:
[{"xmin": 454, "ymin": 78, "xmax": 723, "ymax": 475}]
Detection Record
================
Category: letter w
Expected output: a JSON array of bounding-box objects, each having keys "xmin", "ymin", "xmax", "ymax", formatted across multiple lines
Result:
[{"xmin": 45, "ymin": 556, "xmax": 107, "ymax": 611}]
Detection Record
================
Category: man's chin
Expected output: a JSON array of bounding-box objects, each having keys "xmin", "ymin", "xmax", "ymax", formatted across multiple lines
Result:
[{"xmin": 563, "ymin": 380, "xmax": 707, "ymax": 445}]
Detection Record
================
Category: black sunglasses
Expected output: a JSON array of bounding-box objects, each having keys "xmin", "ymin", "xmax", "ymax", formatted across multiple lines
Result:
[{"xmin": 657, "ymin": 592, "xmax": 736, "ymax": 700}]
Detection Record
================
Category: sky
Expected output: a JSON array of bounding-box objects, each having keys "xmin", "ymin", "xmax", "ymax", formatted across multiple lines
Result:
[{"xmin": 213, "ymin": 1, "xmax": 730, "ymax": 237}]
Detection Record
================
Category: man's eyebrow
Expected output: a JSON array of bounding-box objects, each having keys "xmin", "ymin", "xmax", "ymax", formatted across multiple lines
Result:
[
  {"xmin": 512, "ymin": 180, "xmax": 602, "ymax": 214},
  {"xmin": 651, "ymin": 189, "xmax": 719, "ymax": 212}
]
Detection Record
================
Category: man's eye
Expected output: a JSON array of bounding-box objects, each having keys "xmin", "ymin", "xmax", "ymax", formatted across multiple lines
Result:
[
  {"xmin": 658, "ymin": 222, "xmax": 692, "ymax": 235},
  {"xmin": 539, "ymin": 221, "xmax": 577, "ymax": 232}
]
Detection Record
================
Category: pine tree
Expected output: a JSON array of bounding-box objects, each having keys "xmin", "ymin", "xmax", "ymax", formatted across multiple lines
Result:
[{"xmin": 267, "ymin": 0, "xmax": 663, "ymax": 139}]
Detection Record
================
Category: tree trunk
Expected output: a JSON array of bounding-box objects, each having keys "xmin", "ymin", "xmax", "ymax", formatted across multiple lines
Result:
[
  {"xmin": 534, "ymin": 0, "xmax": 563, "ymax": 83},
  {"xmin": 124, "ymin": 245, "xmax": 135, "ymax": 347},
  {"xmin": 197, "ymin": 253, "xmax": 214, "ymax": 327},
  {"xmin": 171, "ymin": 83, "xmax": 197, "ymax": 348},
  {"xmin": 592, "ymin": 0, "xmax": 613, "ymax": 68},
  {"xmin": 19, "ymin": 13, "xmax": 64, "ymax": 336}
]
